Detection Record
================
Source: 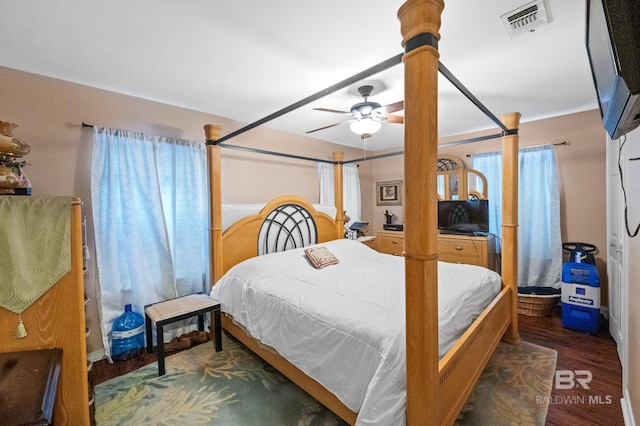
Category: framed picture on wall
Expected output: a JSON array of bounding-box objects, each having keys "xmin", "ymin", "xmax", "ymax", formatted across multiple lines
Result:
[{"xmin": 376, "ymin": 180, "xmax": 403, "ymax": 206}]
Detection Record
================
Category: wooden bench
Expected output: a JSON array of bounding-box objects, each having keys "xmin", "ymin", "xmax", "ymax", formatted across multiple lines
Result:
[{"xmin": 144, "ymin": 293, "xmax": 222, "ymax": 376}]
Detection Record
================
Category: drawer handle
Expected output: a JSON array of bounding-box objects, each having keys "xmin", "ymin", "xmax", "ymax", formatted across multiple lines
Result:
[
  {"xmin": 455, "ymin": 246, "xmax": 463, "ymax": 251},
  {"xmin": 392, "ymin": 240, "xmax": 399, "ymax": 244}
]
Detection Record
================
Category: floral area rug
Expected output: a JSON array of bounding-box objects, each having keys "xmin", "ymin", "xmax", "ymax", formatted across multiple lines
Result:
[
  {"xmin": 94, "ymin": 335, "xmax": 556, "ymax": 425},
  {"xmin": 94, "ymin": 333, "xmax": 346, "ymax": 426},
  {"xmin": 456, "ymin": 341, "xmax": 557, "ymax": 426}
]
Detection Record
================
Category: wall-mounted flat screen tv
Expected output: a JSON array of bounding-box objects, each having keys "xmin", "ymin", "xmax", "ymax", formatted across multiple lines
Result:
[
  {"xmin": 438, "ymin": 200, "xmax": 489, "ymax": 234},
  {"xmin": 586, "ymin": 0, "xmax": 640, "ymax": 139}
]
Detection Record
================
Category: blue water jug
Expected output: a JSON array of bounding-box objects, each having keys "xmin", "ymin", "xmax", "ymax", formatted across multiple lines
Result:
[{"xmin": 111, "ymin": 304, "xmax": 145, "ymax": 361}]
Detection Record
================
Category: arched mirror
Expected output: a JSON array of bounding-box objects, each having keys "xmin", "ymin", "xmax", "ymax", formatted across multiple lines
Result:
[
  {"xmin": 465, "ymin": 169, "xmax": 487, "ymax": 200},
  {"xmin": 437, "ymin": 155, "xmax": 487, "ymax": 200}
]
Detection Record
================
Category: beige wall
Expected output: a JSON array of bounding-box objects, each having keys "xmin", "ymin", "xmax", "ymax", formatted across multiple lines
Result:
[
  {"xmin": 0, "ymin": 65, "xmax": 612, "ymax": 364},
  {"xmin": 0, "ymin": 66, "xmax": 367, "ymax": 357},
  {"xmin": 368, "ymin": 109, "xmax": 609, "ymax": 303}
]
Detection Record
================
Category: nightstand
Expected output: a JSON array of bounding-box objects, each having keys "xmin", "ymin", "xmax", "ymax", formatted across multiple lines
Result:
[
  {"xmin": 357, "ymin": 236, "xmax": 377, "ymax": 249},
  {"xmin": 377, "ymin": 231, "xmax": 404, "ymax": 256}
]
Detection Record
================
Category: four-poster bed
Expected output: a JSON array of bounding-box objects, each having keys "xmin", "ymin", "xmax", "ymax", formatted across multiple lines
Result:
[{"xmin": 204, "ymin": 0, "xmax": 521, "ymax": 424}]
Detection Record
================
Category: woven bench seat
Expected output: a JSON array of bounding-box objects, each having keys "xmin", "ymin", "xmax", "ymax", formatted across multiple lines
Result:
[{"xmin": 144, "ymin": 293, "xmax": 221, "ymax": 376}]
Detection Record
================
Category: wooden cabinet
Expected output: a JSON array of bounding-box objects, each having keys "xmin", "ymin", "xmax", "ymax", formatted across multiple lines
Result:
[
  {"xmin": 376, "ymin": 230, "xmax": 496, "ymax": 270},
  {"xmin": 0, "ymin": 199, "xmax": 90, "ymax": 425},
  {"xmin": 377, "ymin": 231, "xmax": 405, "ymax": 256}
]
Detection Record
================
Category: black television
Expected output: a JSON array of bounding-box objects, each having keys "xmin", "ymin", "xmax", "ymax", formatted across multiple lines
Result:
[
  {"xmin": 437, "ymin": 200, "xmax": 489, "ymax": 234},
  {"xmin": 586, "ymin": 0, "xmax": 640, "ymax": 139}
]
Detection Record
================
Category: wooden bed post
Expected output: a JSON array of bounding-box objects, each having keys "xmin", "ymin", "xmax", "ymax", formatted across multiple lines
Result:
[
  {"xmin": 398, "ymin": 0, "xmax": 444, "ymax": 424},
  {"xmin": 333, "ymin": 151, "xmax": 345, "ymax": 237},
  {"xmin": 204, "ymin": 124, "xmax": 224, "ymax": 286},
  {"xmin": 500, "ymin": 112, "xmax": 522, "ymax": 344}
]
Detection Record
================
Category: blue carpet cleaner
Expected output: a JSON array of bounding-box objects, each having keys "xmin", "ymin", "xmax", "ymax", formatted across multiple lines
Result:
[{"xmin": 561, "ymin": 243, "xmax": 600, "ymax": 334}]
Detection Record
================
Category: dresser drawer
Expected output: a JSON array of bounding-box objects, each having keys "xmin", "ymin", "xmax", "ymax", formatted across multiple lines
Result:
[
  {"xmin": 377, "ymin": 232, "xmax": 404, "ymax": 256},
  {"xmin": 374, "ymin": 231, "xmax": 495, "ymax": 268},
  {"xmin": 438, "ymin": 252, "xmax": 483, "ymax": 266},
  {"xmin": 437, "ymin": 238, "xmax": 483, "ymax": 257},
  {"xmin": 437, "ymin": 234, "xmax": 495, "ymax": 269}
]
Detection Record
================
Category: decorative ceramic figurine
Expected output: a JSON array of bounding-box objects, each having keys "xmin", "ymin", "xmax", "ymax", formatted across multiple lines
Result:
[{"xmin": 0, "ymin": 121, "xmax": 31, "ymax": 195}]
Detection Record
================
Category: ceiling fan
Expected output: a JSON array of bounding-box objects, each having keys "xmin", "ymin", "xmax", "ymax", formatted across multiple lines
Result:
[{"xmin": 306, "ymin": 85, "xmax": 404, "ymax": 137}]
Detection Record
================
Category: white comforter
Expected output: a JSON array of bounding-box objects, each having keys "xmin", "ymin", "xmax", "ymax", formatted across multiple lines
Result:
[{"xmin": 211, "ymin": 238, "xmax": 501, "ymax": 425}]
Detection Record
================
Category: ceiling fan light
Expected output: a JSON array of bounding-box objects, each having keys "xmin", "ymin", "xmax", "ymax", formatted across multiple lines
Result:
[{"xmin": 350, "ymin": 118, "xmax": 382, "ymax": 135}]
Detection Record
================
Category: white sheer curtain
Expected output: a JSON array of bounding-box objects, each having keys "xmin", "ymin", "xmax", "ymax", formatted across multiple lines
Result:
[
  {"xmin": 91, "ymin": 127, "xmax": 209, "ymax": 360},
  {"xmin": 473, "ymin": 144, "xmax": 561, "ymax": 288},
  {"xmin": 318, "ymin": 162, "xmax": 361, "ymax": 226}
]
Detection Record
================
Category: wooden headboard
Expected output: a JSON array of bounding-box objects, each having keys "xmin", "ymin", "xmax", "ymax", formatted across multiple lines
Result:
[
  {"xmin": 219, "ymin": 196, "xmax": 341, "ymax": 275},
  {"xmin": 204, "ymin": 127, "xmax": 344, "ymax": 283}
]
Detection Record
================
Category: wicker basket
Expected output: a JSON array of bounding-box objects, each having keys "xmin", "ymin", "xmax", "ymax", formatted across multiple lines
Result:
[{"xmin": 517, "ymin": 293, "xmax": 561, "ymax": 317}]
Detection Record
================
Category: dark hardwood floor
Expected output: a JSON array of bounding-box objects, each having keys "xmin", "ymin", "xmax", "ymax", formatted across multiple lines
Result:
[
  {"xmin": 519, "ymin": 307, "xmax": 624, "ymax": 426},
  {"xmin": 89, "ymin": 310, "xmax": 624, "ymax": 425}
]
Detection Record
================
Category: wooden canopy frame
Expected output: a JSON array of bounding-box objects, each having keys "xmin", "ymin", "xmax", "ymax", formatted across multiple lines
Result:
[{"xmin": 204, "ymin": 1, "xmax": 521, "ymax": 424}]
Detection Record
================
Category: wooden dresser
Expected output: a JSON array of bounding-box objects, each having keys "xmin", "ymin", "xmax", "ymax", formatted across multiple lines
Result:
[
  {"xmin": 0, "ymin": 199, "xmax": 90, "ymax": 425},
  {"xmin": 376, "ymin": 230, "xmax": 496, "ymax": 270}
]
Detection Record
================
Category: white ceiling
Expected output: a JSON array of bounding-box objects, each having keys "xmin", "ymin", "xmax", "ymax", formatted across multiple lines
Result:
[{"xmin": 0, "ymin": 0, "xmax": 598, "ymax": 150}]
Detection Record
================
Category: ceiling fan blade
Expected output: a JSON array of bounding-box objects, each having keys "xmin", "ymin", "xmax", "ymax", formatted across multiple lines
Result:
[
  {"xmin": 375, "ymin": 100, "xmax": 404, "ymax": 115},
  {"xmin": 306, "ymin": 119, "xmax": 355, "ymax": 134},
  {"xmin": 383, "ymin": 115, "xmax": 404, "ymax": 124},
  {"xmin": 313, "ymin": 107, "xmax": 352, "ymax": 115}
]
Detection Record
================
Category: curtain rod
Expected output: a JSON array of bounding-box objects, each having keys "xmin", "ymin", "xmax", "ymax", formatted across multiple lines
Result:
[
  {"xmin": 84, "ymin": 121, "xmax": 511, "ymax": 164},
  {"xmin": 533, "ymin": 140, "xmax": 567, "ymax": 148},
  {"xmin": 82, "ymin": 122, "xmax": 335, "ymax": 164}
]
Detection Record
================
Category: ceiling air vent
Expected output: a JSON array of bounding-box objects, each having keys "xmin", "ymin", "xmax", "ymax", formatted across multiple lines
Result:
[{"xmin": 500, "ymin": 0, "xmax": 550, "ymax": 39}]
